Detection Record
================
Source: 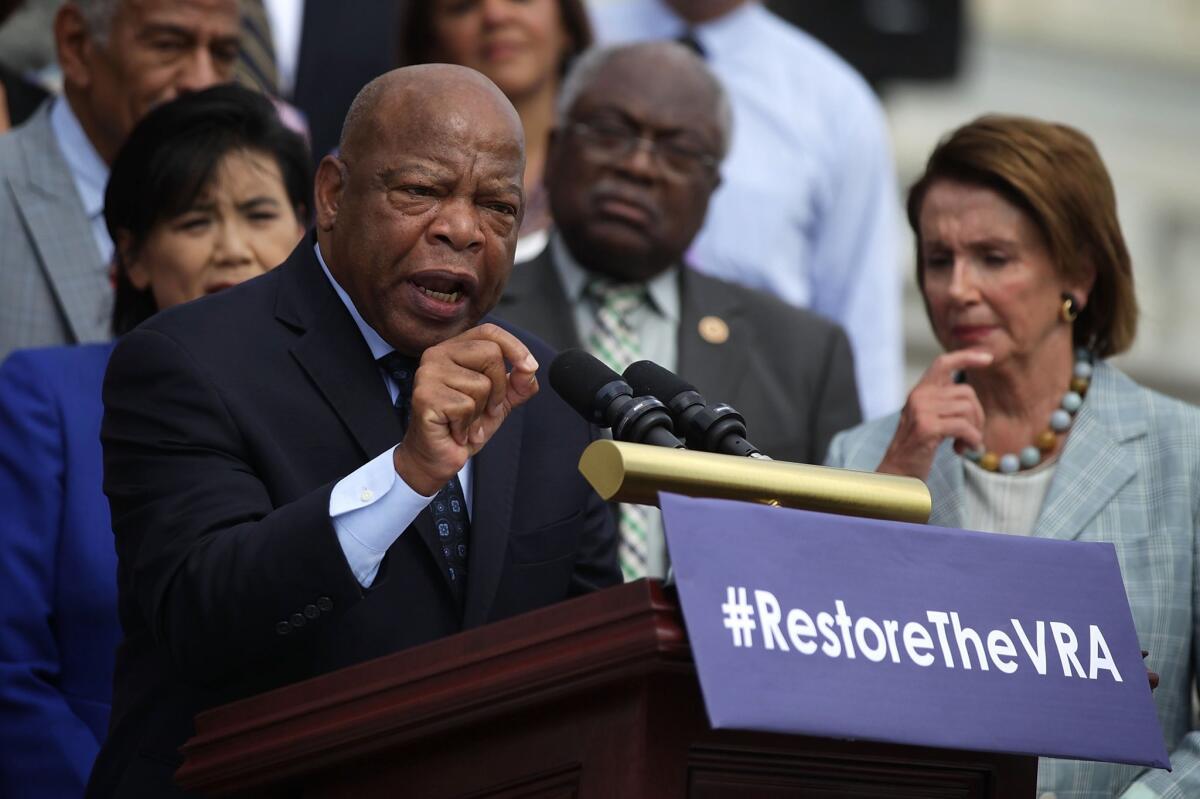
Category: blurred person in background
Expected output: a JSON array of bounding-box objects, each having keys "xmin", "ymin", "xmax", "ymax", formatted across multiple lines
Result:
[
  {"xmin": 0, "ymin": 0, "xmax": 241, "ymax": 359},
  {"xmin": 590, "ymin": 0, "xmax": 903, "ymax": 421},
  {"xmin": 396, "ymin": 0, "xmax": 592, "ymax": 262},
  {"xmin": 826, "ymin": 114, "xmax": 1200, "ymax": 797},
  {"xmin": 498, "ymin": 41, "xmax": 861, "ymax": 580},
  {"xmin": 0, "ymin": 83, "xmax": 310, "ymax": 797},
  {"xmin": 0, "ymin": 0, "xmax": 49, "ymax": 133}
]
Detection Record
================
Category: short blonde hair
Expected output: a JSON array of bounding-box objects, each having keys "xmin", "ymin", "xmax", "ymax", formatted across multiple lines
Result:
[{"xmin": 907, "ymin": 114, "xmax": 1137, "ymax": 356}]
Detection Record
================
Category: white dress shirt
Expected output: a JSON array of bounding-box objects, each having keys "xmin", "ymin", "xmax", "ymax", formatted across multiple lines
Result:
[
  {"xmin": 49, "ymin": 97, "xmax": 113, "ymax": 265},
  {"xmin": 317, "ymin": 244, "xmax": 473, "ymax": 587},
  {"xmin": 591, "ymin": 0, "xmax": 904, "ymax": 419},
  {"xmin": 264, "ymin": 0, "xmax": 305, "ymax": 97}
]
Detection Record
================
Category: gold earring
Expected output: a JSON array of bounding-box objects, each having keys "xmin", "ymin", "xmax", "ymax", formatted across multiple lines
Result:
[{"xmin": 1060, "ymin": 295, "xmax": 1079, "ymax": 323}]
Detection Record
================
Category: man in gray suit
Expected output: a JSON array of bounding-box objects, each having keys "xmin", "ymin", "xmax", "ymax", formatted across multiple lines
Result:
[
  {"xmin": 0, "ymin": 0, "xmax": 240, "ymax": 358},
  {"xmin": 496, "ymin": 42, "xmax": 862, "ymax": 579}
]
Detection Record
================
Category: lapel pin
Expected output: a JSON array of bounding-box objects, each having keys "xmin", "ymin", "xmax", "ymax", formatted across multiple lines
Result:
[{"xmin": 698, "ymin": 315, "xmax": 729, "ymax": 344}]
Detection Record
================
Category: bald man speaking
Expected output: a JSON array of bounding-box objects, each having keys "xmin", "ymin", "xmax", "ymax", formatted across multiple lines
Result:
[{"xmin": 87, "ymin": 66, "xmax": 619, "ymax": 797}]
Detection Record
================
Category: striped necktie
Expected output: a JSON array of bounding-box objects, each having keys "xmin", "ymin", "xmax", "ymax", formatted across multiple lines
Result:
[
  {"xmin": 235, "ymin": 0, "xmax": 281, "ymax": 95},
  {"xmin": 584, "ymin": 277, "xmax": 656, "ymax": 580}
]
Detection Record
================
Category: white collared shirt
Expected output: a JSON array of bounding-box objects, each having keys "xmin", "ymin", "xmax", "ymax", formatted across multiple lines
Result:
[
  {"xmin": 317, "ymin": 243, "xmax": 473, "ymax": 587},
  {"xmin": 49, "ymin": 97, "xmax": 113, "ymax": 264}
]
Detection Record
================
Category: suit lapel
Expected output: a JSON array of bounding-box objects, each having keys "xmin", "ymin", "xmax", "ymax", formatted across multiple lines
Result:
[
  {"xmin": 463, "ymin": 392, "xmax": 524, "ymax": 627},
  {"xmin": 677, "ymin": 270, "xmax": 750, "ymax": 405},
  {"xmin": 1033, "ymin": 363, "xmax": 1142, "ymax": 542},
  {"xmin": 279, "ymin": 247, "xmax": 511, "ymax": 607},
  {"xmin": 280, "ymin": 247, "xmax": 402, "ymax": 462},
  {"xmin": 11, "ymin": 108, "xmax": 107, "ymax": 342}
]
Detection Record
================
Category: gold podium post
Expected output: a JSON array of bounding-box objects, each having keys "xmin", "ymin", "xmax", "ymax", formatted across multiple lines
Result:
[{"xmin": 578, "ymin": 440, "xmax": 930, "ymax": 524}]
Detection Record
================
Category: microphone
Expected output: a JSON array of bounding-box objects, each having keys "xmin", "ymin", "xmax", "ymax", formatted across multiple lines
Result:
[
  {"xmin": 623, "ymin": 360, "xmax": 767, "ymax": 459},
  {"xmin": 549, "ymin": 350, "xmax": 685, "ymax": 449}
]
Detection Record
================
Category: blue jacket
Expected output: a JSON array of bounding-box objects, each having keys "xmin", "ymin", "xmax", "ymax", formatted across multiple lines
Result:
[
  {"xmin": 827, "ymin": 360, "xmax": 1200, "ymax": 799},
  {"xmin": 0, "ymin": 342, "xmax": 118, "ymax": 795}
]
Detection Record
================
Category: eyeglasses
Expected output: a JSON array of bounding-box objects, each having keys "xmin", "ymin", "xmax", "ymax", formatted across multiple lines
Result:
[{"xmin": 567, "ymin": 119, "xmax": 720, "ymax": 178}]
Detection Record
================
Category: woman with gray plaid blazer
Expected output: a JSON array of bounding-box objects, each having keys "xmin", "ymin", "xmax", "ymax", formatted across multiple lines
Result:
[{"xmin": 827, "ymin": 114, "xmax": 1200, "ymax": 799}]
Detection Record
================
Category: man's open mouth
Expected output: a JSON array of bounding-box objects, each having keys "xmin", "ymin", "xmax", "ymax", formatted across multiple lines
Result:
[{"xmin": 412, "ymin": 275, "xmax": 467, "ymax": 304}]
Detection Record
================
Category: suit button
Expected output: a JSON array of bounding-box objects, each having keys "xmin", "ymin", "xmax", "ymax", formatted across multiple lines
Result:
[
  {"xmin": 304, "ymin": 604, "xmax": 319, "ymax": 619},
  {"xmin": 290, "ymin": 612, "xmax": 306, "ymax": 628},
  {"xmin": 275, "ymin": 621, "xmax": 291, "ymax": 635},
  {"xmin": 317, "ymin": 596, "xmax": 333, "ymax": 612}
]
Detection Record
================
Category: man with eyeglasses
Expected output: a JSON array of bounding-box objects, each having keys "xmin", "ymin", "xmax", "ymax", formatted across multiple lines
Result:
[
  {"xmin": 589, "ymin": 0, "xmax": 904, "ymax": 424},
  {"xmin": 497, "ymin": 42, "xmax": 862, "ymax": 581}
]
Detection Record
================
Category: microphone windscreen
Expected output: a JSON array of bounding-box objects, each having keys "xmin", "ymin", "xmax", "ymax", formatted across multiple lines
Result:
[
  {"xmin": 549, "ymin": 349, "xmax": 624, "ymax": 417},
  {"xmin": 624, "ymin": 359, "xmax": 697, "ymax": 402}
]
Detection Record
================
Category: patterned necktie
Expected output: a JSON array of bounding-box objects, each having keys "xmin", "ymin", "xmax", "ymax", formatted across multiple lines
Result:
[
  {"xmin": 378, "ymin": 352, "xmax": 469, "ymax": 607},
  {"xmin": 584, "ymin": 278, "xmax": 656, "ymax": 581}
]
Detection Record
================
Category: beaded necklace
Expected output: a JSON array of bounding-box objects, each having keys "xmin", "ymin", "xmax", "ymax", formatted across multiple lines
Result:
[{"xmin": 963, "ymin": 349, "xmax": 1093, "ymax": 474}]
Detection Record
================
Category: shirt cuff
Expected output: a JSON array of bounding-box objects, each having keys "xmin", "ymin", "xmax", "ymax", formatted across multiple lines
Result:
[{"xmin": 330, "ymin": 445, "xmax": 434, "ymax": 587}]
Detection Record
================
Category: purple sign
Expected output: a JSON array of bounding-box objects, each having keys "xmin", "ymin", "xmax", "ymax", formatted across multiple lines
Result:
[{"xmin": 660, "ymin": 492, "xmax": 1169, "ymax": 768}]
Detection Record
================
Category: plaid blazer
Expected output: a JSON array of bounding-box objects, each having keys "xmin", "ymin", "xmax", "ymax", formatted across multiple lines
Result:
[
  {"xmin": 827, "ymin": 360, "xmax": 1200, "ymax": 799},
  {"xmin": 0, "ymin": 103, "xmax": 110, "ymax": 360}
]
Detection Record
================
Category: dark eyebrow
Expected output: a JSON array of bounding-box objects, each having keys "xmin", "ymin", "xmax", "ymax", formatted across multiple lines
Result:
[
  {"xmin": 138, "ymin": 24, "xmax": 239, "ymax": 50},
  {"xmin": 138, "ymin": 23, "xmax": 197, "ymax": 41},
  {"xmin": 500, "ymin": 182, "xmax": 524, "ymax": 201},
  {"xmin": 239, "ymin": 196, "xmax": 283, "ymax": 209},
  {"xmin": 378, "ymin": 165, "xmax": 447, "ymax": 185},
  {"xmin": 968, "ymin": 237, "xmax": 1020, "ymax": 249}
]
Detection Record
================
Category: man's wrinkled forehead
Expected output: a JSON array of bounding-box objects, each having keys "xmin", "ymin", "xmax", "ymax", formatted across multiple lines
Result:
[{"xmin": 343, "ymin": 68, "xmax": 523, "ymax": 163}]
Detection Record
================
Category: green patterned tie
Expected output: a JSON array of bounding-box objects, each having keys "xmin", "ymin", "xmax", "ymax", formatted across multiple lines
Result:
[{"xmin": 585, "ymin": 277, "xmax": 656, "ymax": 580}]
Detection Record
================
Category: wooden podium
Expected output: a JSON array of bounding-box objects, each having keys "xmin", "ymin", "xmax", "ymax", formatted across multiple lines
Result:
[{"xmin": 177, "ymin": 580, "xmax": 1036, "ymax": 797}]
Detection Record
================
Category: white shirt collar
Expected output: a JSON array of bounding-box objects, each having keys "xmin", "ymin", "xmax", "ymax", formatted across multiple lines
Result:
[
  {"xmin": 629, "ymin": 0, "xmax": 763, "ymax": 60},
  {"xmin": 49, "ymin": 97, "xmax": 109, "ymax": 220},
  {"xmin": 314, "ymin": 242, "xmax": 395, "ymax": 361},
  {"xmin": 550, "ymin": 232, "xmax": 680, "ymax": 323}
]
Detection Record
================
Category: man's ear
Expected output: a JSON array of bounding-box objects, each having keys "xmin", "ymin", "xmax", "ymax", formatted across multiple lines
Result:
[
  {"xmin": 117, "ymin": 230, "xmax": 151, "ymax": 290},
  {"xmin": 55, "ymin": 2, "xmax": 98, "ymax": 91},
  {"xmin": 314, "ymin": 155, "xmax": 347, "ymax": 233}
]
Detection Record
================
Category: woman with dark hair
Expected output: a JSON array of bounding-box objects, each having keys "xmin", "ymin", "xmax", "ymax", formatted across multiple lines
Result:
[
  {"xmin": 826, "ymin": 114, "xmax": 1200, "ymax": 796},
  {"xmin": 0, "ymin": 83, "xmax": 309, "ymax": 795},
  {"xmin": 396, "ymin": 0, "xmax": 592, "ymax": 260}
]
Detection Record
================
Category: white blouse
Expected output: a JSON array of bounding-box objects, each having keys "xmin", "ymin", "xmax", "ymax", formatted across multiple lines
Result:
[{"xmin": 962, "ymin": 457, "xmax": 1058, "ymax": 536}]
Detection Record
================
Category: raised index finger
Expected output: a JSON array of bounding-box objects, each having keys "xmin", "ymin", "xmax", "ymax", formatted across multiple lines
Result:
[{"xmin": 925, "ymin": 348, "xmax": 994, "ymax": 386}]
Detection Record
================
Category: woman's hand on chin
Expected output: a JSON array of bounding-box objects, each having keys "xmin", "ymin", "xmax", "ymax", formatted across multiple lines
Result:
[{"xmin": 877, "ymin": 349, "xmax": 993, "ymax": 480}]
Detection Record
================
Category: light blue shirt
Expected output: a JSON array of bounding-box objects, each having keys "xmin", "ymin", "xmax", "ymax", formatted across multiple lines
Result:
[
  {"xmin": 591, "ymin": 0, "xmax": 904, "ymax": 419},
  {"xmin": 49, "ymin": 97, "xmax": 113, "ymax": 265},
  {"xmin": 551, "ymin": 233, "xmax": 680, "ymax": 374},
  {"xmin": 317, "ymin": 244, "xmax": 473, "ymax": 586}
]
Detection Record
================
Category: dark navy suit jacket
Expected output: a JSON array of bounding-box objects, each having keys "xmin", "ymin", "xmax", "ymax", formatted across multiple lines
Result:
[
  {"xmin": 86, "ymin": 242, "xmax": 619, "ymax": 797},
  {"xmin": 0, "ymin": 342, "xmax": 119, "ymax": 796}
]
